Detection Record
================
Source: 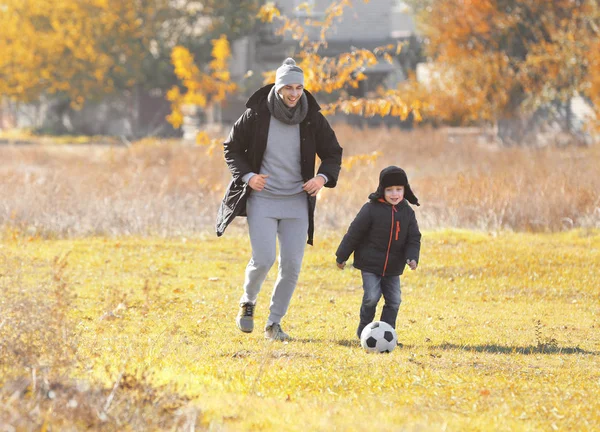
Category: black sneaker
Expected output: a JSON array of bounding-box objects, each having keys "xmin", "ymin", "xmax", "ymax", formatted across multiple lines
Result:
[{"xmin": 236, "ymin": 302, "xmax": 254, "ymax": 333}]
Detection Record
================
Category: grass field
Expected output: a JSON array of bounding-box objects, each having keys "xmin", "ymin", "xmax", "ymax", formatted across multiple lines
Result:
[
  {"xmin": 1, "ymin": 229, "xmax": 599, "ymax": 430},
  {"xmin": 1, "ymin": 127, "xmax": 599, "ymax": 430}
]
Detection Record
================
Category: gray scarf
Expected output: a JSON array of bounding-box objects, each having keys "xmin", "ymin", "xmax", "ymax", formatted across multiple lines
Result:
[{"xmin": 267, "ymin": 85, "xmax": 308, "ymax": 125}]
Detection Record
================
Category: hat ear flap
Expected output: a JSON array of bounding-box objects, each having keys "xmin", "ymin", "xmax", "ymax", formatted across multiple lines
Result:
[{"xmin": 405, "ymin": 184, "xmax": 420, "ymax": 206}]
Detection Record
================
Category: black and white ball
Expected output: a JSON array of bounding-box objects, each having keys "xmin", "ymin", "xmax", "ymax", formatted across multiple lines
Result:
[{"xmin": 360, "ymin": 321, "xmax": 398, "ymax": 353}]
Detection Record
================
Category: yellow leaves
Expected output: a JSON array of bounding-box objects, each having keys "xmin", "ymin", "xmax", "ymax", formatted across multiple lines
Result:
[
  {"xmin": 166, "ymin": 111, "xmax": 184, "ymax": 130},
  {"xmin": 258, "ymin": 0, "xmax": 354, "ymax": 49},
  {"xmin": 354, "ymin": 72, "xmax": 367, "ymax": 82},
  {"xmin": 264, "ymin": 44, "xmax": 400, "ymax": 99},
  {"xmin": 0, "ymin": 0, "xmax": 166, "ymax": 104},
  {"xmin": 265, "ymin": 9, "xmax": 308, "ymax": 47},
  {"xmin": 412, "ymin": 108, "xmax": 423, "ymax": 123},
  {"xmin": 377, "ymin": 99, "xmax": 392, "ymax": 117},
  {"xmin": 167, "ymin": 36, "xmax": 237, "ymax": 129},
  {"xmin": 341, "ymin": 151, "xmax": 382, "ymax": 170},
  {"xmin": 257, "ymin": 2, "xmax": 281, "ymax": 23},
  {"xmin": 323, "ymin": 94, "xmax": 415, "ymax": 121},
  {"xmin": 324, "ymin": 0, "xmax": 349, "ymax": 19},
  {"xmin": 195, "ymin": 131, "xmax": 223, "ymax": 156},
  {"xmin": 171, "ymin": 46, "xmax": 199, "ymax": 82},
  {"xmin": 196, "ymin": 131, "xmax": 211, "ymax": 146},
  {"xmin": 166, "ymin": 87, "xmax": 181, "ymax": 103},
  {"xmin": 296, "ymin": 2, "xmax": 314, "ymax": 14},
  {"xmin": 210, "ymin": 35, "xmax": 232, "ymax": 72}
]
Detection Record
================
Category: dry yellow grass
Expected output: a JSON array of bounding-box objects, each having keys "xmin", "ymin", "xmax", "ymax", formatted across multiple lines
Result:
[
  {"xmin": 0, "ymin": 230, "xmax": 599, "ymax": 430},
  {"xmin": 1, "ymin": 126, "xmax": 599, "ymax": 237}
]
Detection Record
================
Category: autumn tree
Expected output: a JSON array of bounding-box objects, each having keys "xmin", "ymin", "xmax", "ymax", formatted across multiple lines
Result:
[
  {"xmin": 0, "ymin": 0, "xmax": 260, "ymax": 135},
  {"xmin": 405, "ymin": 0, "xmax": 600, "ymax": 144}
]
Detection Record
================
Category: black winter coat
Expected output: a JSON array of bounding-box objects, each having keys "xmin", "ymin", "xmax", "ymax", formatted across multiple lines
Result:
[
  {"xmin": 215, "ymin": 84, "xmax": 343, "ymax": 245},
  {"xmin": 336, "ymin": 198, "xmax": 421, "ymax": 276}
]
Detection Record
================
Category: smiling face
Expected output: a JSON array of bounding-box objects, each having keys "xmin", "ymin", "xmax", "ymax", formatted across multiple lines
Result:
[
  {"xmin": 384, "ymin": 185, "xmax": 405, "ymax": 205},
  {"xmin": 278, "ymin": 84, "xmax": 304, "ymax": 108}
]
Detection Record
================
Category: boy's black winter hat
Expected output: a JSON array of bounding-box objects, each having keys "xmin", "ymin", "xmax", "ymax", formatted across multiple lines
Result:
[
  {"xmin": 369, "ymin": 166, "xmax": 420, "ymax": 206},
  {"xmin": 381, "ymin": 171, "xmax": 407, "ymax": 189}
]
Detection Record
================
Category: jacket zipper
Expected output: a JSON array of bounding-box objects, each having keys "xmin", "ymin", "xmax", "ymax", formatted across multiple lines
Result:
[
  {"xmin": 382, "ymin": 205, "xmax": 397, "ymax": 276},
  {"xmin": 395, "ymin": 221, "xmax": 400, "ymax": 241}
]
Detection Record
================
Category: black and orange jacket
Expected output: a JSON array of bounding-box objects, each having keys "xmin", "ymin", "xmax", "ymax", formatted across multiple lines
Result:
[{"xmin": 336, "ymin": 167, "xmax": 421, "ymax": 276}]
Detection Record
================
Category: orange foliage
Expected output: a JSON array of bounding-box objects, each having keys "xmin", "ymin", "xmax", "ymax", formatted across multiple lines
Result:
[
  {"xmin": 0, "ymin": 0, "xmax": 165, "ymax": 107},
  {"xmin": 412, "ymin": 0, "xmax": 600, "ymax": 128}
]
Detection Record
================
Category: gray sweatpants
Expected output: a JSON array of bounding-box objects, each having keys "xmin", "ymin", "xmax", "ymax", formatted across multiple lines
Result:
[{"xmin": 240, "ymin": 193, "xmax": 309, "ymax": 325}]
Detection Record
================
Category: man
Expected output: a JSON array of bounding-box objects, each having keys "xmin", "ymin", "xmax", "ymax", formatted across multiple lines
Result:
[{"xmin": 216, "ymin": 58, "xmax": 343, "ymax": 340}]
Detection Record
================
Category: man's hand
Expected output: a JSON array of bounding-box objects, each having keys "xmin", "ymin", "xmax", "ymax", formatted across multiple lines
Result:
[
  {"xmin": 248, "ymin": 174, "xmax": 269, "ymax": 191},
  {"xmin": 336, "ymin": 261, "xmax": 346, "ymax": 270},
  {"xmin": 406, "ymin": 259, "xmax": 417, "ymax": 271},
  {"xmin": 303, "ymin": 176, "xmax": 326, "ymax": 197}
]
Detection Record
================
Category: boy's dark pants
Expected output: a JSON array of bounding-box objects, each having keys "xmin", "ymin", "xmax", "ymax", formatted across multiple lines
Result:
[{"xmin": 357, "ymin": 271, "xmax": 402, "ymax": 338}]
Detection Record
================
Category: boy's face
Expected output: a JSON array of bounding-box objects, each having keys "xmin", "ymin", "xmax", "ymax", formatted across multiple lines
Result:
[
  {"xmin": 278, "ymin": 84, "xmax": 304, "ymax": 108},
  {"xmin": 384, "ymin": 185, "xmax": 404, "ymax": 205}
]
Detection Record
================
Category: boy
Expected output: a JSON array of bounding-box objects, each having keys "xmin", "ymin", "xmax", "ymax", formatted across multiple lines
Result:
[{"xmin": 336, "ymin": 166, "xmax": 421, "ymax": 339}]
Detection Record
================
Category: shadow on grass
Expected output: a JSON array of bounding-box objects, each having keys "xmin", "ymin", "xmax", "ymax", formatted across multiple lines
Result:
[
  {"xmin": 337, "ymin": 339, "xmax": 361, "ymax": 348},
  {"xmin": 336, "ymin": 339, "xmax": 414, "ymax": 350},
  {"xmin": 290, "ymin": 338, "xmax": 324, "ymax": 344},
  {"xmin": 432, "ymin": 343, "xmax": 598, "ymax": 355}
]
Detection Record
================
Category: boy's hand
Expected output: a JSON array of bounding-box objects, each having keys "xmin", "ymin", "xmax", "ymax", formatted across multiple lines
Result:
[
  {"xmin": 336, "ymin": 261, "xmax": 346, "ymax": 270},
  {"xmin": 406, "ymin": 259, "xmax": 417, "ymax": 271}
]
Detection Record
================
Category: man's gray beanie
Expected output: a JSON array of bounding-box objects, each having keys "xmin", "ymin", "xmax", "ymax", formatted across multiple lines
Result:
[{"xmin": 275, "ymin": 58, "xmax": 304, "ymax": 92}]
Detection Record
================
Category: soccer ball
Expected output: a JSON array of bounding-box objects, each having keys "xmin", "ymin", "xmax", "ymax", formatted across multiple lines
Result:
[{"xmin": 360, "ymin": 321, "xmax": 398, "ymax": 353}]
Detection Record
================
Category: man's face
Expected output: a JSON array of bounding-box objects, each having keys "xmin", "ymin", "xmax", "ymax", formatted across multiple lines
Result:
[
  {"xmin": 278, "ymin": 84, "xmax": 304, "ymax": 108},
  {"xmin": 384, "ymin": 185, "xmax": 405, "ymax": 205}
]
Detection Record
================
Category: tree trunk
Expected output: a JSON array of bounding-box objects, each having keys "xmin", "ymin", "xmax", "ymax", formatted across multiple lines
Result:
[{"xmin": 496, "ymin": 116, "xmax": 531, "ymax": 146}]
